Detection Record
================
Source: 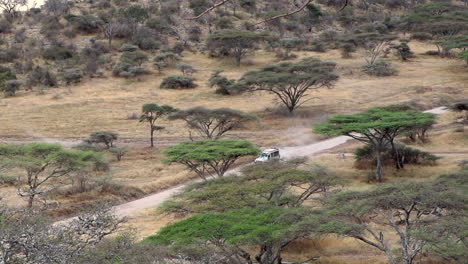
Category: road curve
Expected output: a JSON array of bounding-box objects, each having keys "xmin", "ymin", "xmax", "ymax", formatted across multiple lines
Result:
[{"xmin": 54, "ymin": 106, "xmax": 449, "ymax": 223}]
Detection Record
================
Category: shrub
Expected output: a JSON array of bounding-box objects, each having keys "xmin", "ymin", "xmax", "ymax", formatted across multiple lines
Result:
[
  {"xmin": 65, "ymin": 14, "xmax": 100, "ymax": 33},
  {"xmin": 214, "ymin": 17, "xmax": 234, "ymax": 30},
  {"xmin": 132, "ymin": 28, "xmax": 161, "ymax": 50},
  {"xmin": 209, "ymin": 70, "xmax": 246, "ymax": 95},
  {"xmin": 112, "ymin": 62, "xmax": 149, "ymax": 78},
  {"xmin": 338, "ymin": 42, "xmax": 356, "ymax": 58},
  {"xmin": 355, "ymin": 144, "xmax": 439, "ymax": 169},
  {"xmin": 362, "ymin": 61, "xmax": 398, "ymax": 76},
  {"xmin": 309, "ymin": 39, "xmax": 328, "ymax": 52},
  {"xmin": 63, "ymin": 68, "xmax": 83, "ymax": 85},
  {"xmin": 392, "ymin": 41, "xmax": 413, "ymax": 61},
  {"xmin": 109, "ymin": 146, "xmax": 129, "ymax": 161},
  {"xmin": 160, "ymin": 75, "xmax": 196, "ymax": 89},
  {"xmin": 120, "ymin": 51, "xmax": 149, "ymax": 66},
  {"xmin": 27, "ymin": 66, "xmax": 57, "ymax": 87},
  {"xmin": 411, "ymin": 32, "xmax": 433, "ymax": 41},
  {"xmin": 42, "ymin": 45, "xmax": 74, "ymax": 60},
  {"xmin": 85, "ymin": 131, "xmax": 118, "ymax": 148},
  {"xmin": 63, "ymin": 28, "xmax": 77, "ymax": 38},
  {"xmin": 0, "ymin": 47, "xmax": 20, "ymax": 63},
  {"xmin": 3, "ymin": 80, "xmax": 21, "ymax": 97},
  {"xmin": 0, "ymin": 69, "xmax": 16, "ymax": 92},
  {"xmin": 154, "ymin": 52, "xmax": 180, "ymax": 66},
  {"xmin": 0, "ymin": 174, "xmax": 16, "ymax": 185},
  {"xmin": 176, "ymin": 63, "xmax": 197, "ymax": 76},
  {"xmin": 0, "ymin": 19, "xmax": 12, "ymax": 33},
  {"xmin": 119, "ymin": 44, "xmax": 139, "ymax": 52}
]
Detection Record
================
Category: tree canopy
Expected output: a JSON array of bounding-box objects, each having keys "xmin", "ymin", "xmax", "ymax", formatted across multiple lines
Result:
[
  {"xmin": 168, "ymin": 107, "xmax": 258, "ymax": 139},
  {"xmin": 139, "ymin": 103, "xmax": 177, "ymax": 147},
  {"xmin": 321, "ymin": 180, "xmax": 466, "ymax": 264},
  {"xmin": 162, "ymin": 160, "xmax": 339, "ymax": 213},
  {"xmin": 241, "ymin": 58, "xmax": 338, "ymax": 113},
  {"xmin": 0, "ymin": 143, "xmax": 105, "ymax": 207},
  {"xmin": 206, "ymin": 30, "xmax": 266, "ymax": 66},
  {"xmin": 162, "ymin": 139, "xmax": 259, "ymax": 179},
  {"xmin": 314, "ymin": 107, "xmax": 435, "ymax": 181},
  {"xmin": 145, "ymin": 207, "xmax": 316, "ymax": 264}
]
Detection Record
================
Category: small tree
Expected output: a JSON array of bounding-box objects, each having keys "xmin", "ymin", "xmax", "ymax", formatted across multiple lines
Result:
[
  {"xmin": 162, "ymin": 139, "xmax": 259, "ymax": 179},
  {"xmin": 353, "ymin": 32, "xmax": 398, "ymax": 65},
  {"xmin": 109, "ymin": 146, "xmax": 129, "ymax": 161},
  {"xmin": 449, "ymin": 99, "xmax": 468, "ymax": 123},
  {"xmin": 392, "ymin": 41, "xmax": 413, "ymax": 61},
  {"xmin": 176, "ymin": 63, "xmax": 197, "ymax": 76},
  {"xmin": 241, "ymin": 58, "xmax": 338, "ymax": 113},
  {"xmin": 0, "ymin": 143, "xmax": 105, "ymax": 208},
  {"xmin": 86, "ymin": 131, "xmax": 118, "ymax": 149},
  {"xmin": 314, "ymin": 108, "xmax": 435, "ymax": 181},
  {"xmin": 139, "ymin": 104, "xmax": 177, "ymax": 147},
  {"xmin": 206, "ymin": 30, "xmax": 265, "ymax": 66},
  {"xmin": 168, "ymin": 107, "xmax": 258, "ymax": 139}
]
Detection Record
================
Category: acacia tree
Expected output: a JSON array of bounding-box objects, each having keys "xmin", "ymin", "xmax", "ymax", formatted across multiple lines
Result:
[
  {"xmin": 314, "ymin": 108, "xmax": 435, "ymax": 181},
  {"xmin": 0, "ymin": 143, "xmax": 105, "ymax": 208},
  {"xmin": 162, "ymin": 139, "xmax": 259, "ymax": 179},
  {"xmin": 0, "ymin": 205, "xmax": 123, "ymax": 263},
  {"xmin": 320, "ymin": 181, "xmax": 466, "ymax": 264},
  {"xmin": 168, "ymin": 107, "xmax": 258, "ymax": 139},
  {"xmin": 353, "ymin": 32, "xmax": 398, "ymax": 65},
  {"xmin": 146, "ymin": 207, "xmax": 318, "ymax": 264},
  {"xmin": 163, "ymin": 160, "xmax": 339, "ymax": 213},
  {"xmin": 139, "ymin": 104, "xmax": 177, "ymax": 147},
  {"xmin": 206, "ymin": 30, "xmax": 265, "ymax": 66},
  {"xmin": 241, "ymin": 58, "xmax": 338, "ymax": 113}
]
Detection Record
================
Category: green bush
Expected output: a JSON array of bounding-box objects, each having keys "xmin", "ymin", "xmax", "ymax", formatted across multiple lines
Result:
[
  {"xmin": 42, "ymin": 45, "xmax": 74, "ymax": 60},
  {"xmin": 355, "ymin": 144, "xmax": 439, "ymax": 169},
  {"xmin": 3, "ymin": 80, "xmax": 21, "ymax": 97},
  {"xmin": 362, "ymin": 61, "xmax": 398, "ymax": 76},
  {"xmin": 411, "ymin": 32, "xmax": 433, "ymax": 41},
  {"xmin": 63, "ymin": 68, "xmax": 83, "ymax": 85},
  {"xmin": 112, "ymin": 62, "xmax": 149, "ymax": 78},
  {"xmin": 160, "ymin": 75, "xmax": 196, "ymax": 89},
  {"xmin": 119, "ymin": 44, "xmax": 139, "ymax": 52}
]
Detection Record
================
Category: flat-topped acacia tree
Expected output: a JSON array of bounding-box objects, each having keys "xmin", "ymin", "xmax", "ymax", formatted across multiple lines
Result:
[
  {"xmin": 162, "ymin": 139, "xmax": 259, "ymax": 179},
  {"xmin": 139, "ymin": 103, "xmax": 177, "ymax": 147},
  {"xmin": 313, "ymin": 108, "xmax": 435, "ymax": 181},
  {"xmin": 241, "ymin": 58, "xmax": 338, "ymax": 113},
  {"xmin": 168, "ymin": 107, "xmax": 258, "ymax": 139},
  {"xmin": 0, "ymin": 143, "xmax": 105, "ymax": 208},
  {"xmin": 206, "ymin": 30, "xmax": 265, "ymax": 66}
]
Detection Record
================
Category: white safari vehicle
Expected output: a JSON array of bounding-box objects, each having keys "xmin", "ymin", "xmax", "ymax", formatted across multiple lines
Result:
[{"xmin": 255, "ymin": 148, "xmax": 281, "ymax": 163}]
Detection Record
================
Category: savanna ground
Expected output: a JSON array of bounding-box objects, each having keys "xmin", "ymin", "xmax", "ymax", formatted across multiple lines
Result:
[{"xmin": 1, "ymin": 36, "xmax": 467, "ymax": 262}]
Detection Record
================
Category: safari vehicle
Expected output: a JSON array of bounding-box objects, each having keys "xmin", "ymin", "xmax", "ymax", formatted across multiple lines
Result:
[{"xmin": 255, "ymin": 148, "xmax": 280, "ymax": 163}]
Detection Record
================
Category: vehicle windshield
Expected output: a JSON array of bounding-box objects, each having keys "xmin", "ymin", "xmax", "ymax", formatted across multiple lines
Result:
[{"xmin": 260, "ymin": 153, "xmax": 268, "ymax": 158}]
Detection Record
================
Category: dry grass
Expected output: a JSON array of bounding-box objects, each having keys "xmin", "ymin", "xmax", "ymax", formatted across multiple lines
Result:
[{"xmin": 0, "ymin": 41, "xmax": 466, "ymax": 143}]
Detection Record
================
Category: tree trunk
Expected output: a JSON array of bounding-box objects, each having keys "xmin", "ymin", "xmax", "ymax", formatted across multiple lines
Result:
[
  {"xmin": 150, "ymin": 128, "xmax": 154, "ymax": 147},
  {"xmin": 390, "ymin": 140, "xmax": 404, "ymax": 169},
  {"xmin": 375, "ymin": 150, "xmax": 383, "ymax": 182},
  {"xmin": 235, "ymin": 53, "xmax": 241, "ymax": 66},
  {"xmin": 28, "ymin": 194, "xmax": 34, "ymax": 208}
]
